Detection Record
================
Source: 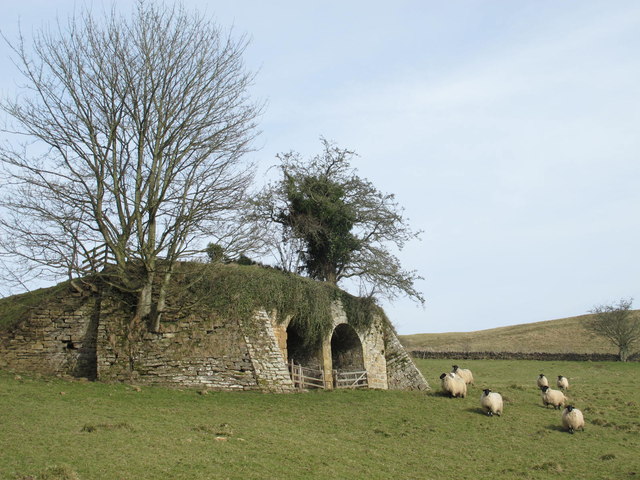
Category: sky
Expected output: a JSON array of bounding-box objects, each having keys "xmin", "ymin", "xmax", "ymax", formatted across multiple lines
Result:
[{"xmin": 1, "ymin": 1, "xmax": 639, "ymax": 334}]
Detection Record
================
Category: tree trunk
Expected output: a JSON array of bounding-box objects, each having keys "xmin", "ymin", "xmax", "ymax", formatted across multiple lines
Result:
[
  {"xmin": 149, "ymin": 269, "xmax": 173, "ymax": 332},
  {"xmin": 619, "ymin": 347, "xmax": 629, "ymax": 362},
  {"xmin": 324, "ymin": 264, "xmax": 338, "ymax": 285},
  {"xmin": 136, "ymin": 276, "xmax": 154, "ymax": 321}
]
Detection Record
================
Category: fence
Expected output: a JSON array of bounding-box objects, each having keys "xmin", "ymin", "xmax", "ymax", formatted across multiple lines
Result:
[
  {"xmin": 334, "ymin": 370, "xmax": 368, "ymax": 389},
  {"xmin": 81, "ymin": 244, "xmax": 116, "ymax": 273},
  {"xmin": 288, "ymin": 361, "xmax": 370, "ymax": 389},
  {"xmin": 288, "ymin": 360, "xmax": 325, "ymax": 390}
]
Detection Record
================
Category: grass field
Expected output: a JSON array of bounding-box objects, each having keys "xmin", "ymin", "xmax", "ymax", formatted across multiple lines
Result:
[
  {"xmin": 398, "ymin": 313, "xmax": 637, "ymax": 354},
  {"xmin": 1, "ymin": 359, "xmax": 639, "ymax": 479}
]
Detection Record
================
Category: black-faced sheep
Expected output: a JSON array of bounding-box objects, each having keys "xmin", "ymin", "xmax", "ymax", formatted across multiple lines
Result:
[
  {"xmin": 439, "ymin": 372, "xmax": 467, "ymax": 398},
  {"xmin": 537, "ymin": 374, "xmax": 549, "ymax": 388},
  {"xmin": 562, "ymin": 405, "xmax": 584, "ymax": 433},
  {"xmin": 451, "ymin": 365, "xmax": 474, "ymax": 385},
  {"xmin": 557, "ymin": 375, "xmax": 569, "ymax": 390},
  {"xmin": 540, "ymin": 385, "xmax": 566, "ymax": 409},
  {"xmin": 480, "ymin": 389, "xmax": 503, "ymax": 416}
]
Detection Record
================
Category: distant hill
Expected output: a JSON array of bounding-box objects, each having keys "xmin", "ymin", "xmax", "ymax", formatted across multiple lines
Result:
[{"xmin": 397, "ymin": 313, "xmax": 639, "ymax": 355}]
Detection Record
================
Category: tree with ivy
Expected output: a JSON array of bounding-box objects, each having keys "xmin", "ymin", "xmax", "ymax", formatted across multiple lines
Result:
[
  {"xmin": 252, "ymin": 138, "xmax": 424, "ymax": 305},
  {"xmin": 588, "ymin": 298, "xmax": 639, "ymax": 362}
]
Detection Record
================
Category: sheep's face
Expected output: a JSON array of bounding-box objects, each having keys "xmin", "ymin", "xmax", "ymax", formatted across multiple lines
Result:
[
  {"xmin": 483, "ymin": 389, "xmax": 491, "ymax": 396},
  {"xmin": 539, "ymin": 374, "xmax": 545, "ymax": 378},
  {"xmin": 439, "ymin": 373, "xmax": 447, "ymax": 380},
  {"xmin": 541, "ymin": 386, "xmax": 549, "ymax": 392},
  {"xmin": 452, "ymin": 365, "xmax": 459, "ymax": 372},
  {"xmin": 558, "ymin": 375, "xmax": 563, "ymax": 380},
  {"xmin": 566, "ymin": 405, "xmax": 574, "ymax": 412}
]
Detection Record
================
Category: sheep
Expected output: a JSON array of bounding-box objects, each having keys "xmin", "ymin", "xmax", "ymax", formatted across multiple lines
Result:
[
  {"xmin": 557, "ymin": 375, "xmax": 569, "ymax": 391},
  {"xmin": 451, "ymin": 365, "xmax": 474, "ymax": 385},
  {"xmin": 439, "ymin": 372, "xmax": 467, "ymax": 398},
  {"xmin": 562, "ymin": 405, "xmax": 584, "ymax": 434},
  {"xmin": 480, "ymin": 389, "xmax": 503, "ymax": 416},
  {"xmin": 537, "ymin": 374, "xmax": 549, "ymax": 389},
  {"xmin": 540, "ymin": 385, "xmax": 566, "ymax": 409}
]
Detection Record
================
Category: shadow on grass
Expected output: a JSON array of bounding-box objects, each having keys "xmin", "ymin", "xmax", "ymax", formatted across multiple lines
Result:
[
  {"xmin": 465, "ymin": 407, "xmax": 491, "ymax": 416},
  {"xmin": 539, "ymin": 404, "xmax": 564, "ymax": 410},
  {"xmin": 546, "ymin": 424, "xmax": 566, "ymax": 432},
  {"xmin": 431, "ymin": 390, "xmax": 464, "ymax": 398}
]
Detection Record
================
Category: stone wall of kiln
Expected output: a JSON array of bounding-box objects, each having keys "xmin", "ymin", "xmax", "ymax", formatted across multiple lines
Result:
[
  {"xmin": 327, "ymin": 303, "xmax": 389, "ymax": 389},
  {"xmin": 96, "ymin": 300, "xmax": 294, "ymax": 391},
  {"xmin": 242, "ymin": 310, "xmax": 294, "ymax": 391},
  {"xmin": 0, "ymin": 295, "xmax": 98, "ymax": 379},
  {"xmin": 260, "ymin": 303, "xmax": 394, "ymax": 390},
  {"xmin": 1, "ymin": 291, "xmax": 428, "ymax": 392},
  {"xmin": 384, "ymin": 325, "xmax": 430, "ymax": 390}
]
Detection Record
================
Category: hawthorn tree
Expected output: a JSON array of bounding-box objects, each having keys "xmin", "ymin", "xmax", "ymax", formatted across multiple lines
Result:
[
  {"xmin": 0, "ymin": 1, "xmax": 261, "ymax": 330},
  {"xmin": 588, "ymin": 298, "xmax": 640, "ymax": 362},
  {"xmin": 252, "ymin": 138, "xmax": 424, "ymax": 304}
]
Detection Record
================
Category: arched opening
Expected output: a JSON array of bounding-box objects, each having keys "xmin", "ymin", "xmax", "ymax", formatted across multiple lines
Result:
[
  {"xmin": 286, "ymin": 322, "xmax": 321, "ymax": 369},
  {"xmin": 285, "ymin": 321, "xmax": 326, "ymax": 389},
  {"xmin": 331, "ymin": 324, "xmax": 364, "ymax": 372}
]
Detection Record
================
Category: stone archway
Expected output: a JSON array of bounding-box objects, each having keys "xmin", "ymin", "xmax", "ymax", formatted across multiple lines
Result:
[
  {"xmin": 285, "ymin": 321, "xmax": 326, "ymax": 389},
  {"xmin": 330, "ymin": 323, "xmax": 364, "ymax": 372},
  {"xmin": 286, "ymin": 322, "xmax": 322, "ymax": 369}
]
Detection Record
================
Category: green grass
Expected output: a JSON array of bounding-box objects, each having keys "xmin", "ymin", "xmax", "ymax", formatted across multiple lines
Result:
[
  {"xmin": 1, "ymin": 360, "xmax": 639, "ymax": 479},
  {"xmin": 398, "ymin": 313, "xmax": 640, "ymax": 354}
]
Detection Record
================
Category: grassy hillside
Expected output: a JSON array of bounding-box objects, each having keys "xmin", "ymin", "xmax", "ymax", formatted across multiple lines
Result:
[
  {"xmin": 398, "ymin": 313, "xmax": 637, "ymax": 354},
  {"xmin": 2, "ymin": 360, "xmax": 639, "ymax": 479}
]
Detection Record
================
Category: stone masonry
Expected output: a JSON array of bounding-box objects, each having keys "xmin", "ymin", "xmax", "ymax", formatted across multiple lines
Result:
[
  {"xmin": 1, "ymin": 291, "xmax": 429, "ymax": 392},
  {"xmin": 0, "ymin": 294, "xmax": 99, "ymax": 379}
]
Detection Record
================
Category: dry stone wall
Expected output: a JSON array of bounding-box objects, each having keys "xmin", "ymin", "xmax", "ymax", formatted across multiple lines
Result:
[
  {"xmin": 242, "ymin": 310, "xmax": 294, "ymax": 392},
  {"xmin": 0, "ymin": 295, "xmax": 98, "ymax": 379},
  {"xmin": 410, "ymin": 350, "xmax": 639, "ymax": 362},
  {"xmin": 1, "ymin": 290, "xmax": 428, "ymax": 392},
  {"xmin": 384, "ymin": 325, "xmax": 429, "ymax": 390},
  {"xmin": 96, "ymin": 300, "xmax": 294, "ymax": 391}
]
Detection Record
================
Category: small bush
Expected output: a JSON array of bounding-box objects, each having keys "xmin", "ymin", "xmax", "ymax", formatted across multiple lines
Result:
[
  {"xmin": 80, "ymin": 422, "xmax": 132, "ymax": 433},
  {"xmin": 533, "ymin": 462, "xmax": 563, "ymax": 472},
  {"xmin": 193, "ymin": 423, "xmax": 233, "ymax": 437}
]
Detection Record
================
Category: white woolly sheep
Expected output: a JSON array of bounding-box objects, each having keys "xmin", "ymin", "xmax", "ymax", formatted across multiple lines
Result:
[
  {"xmin": 480, "ymin": 389, "xmax": 503, "ymax": 416},
  {"xmin": 540, "ymin": 385, "xmax": 566, "ymax": 409},
  {"xmin": 562, "ymin": 405, "xmax": 584, "ymax": 433},
  {"xmin": 440, "ymin": 372, "xmax": 467, "ymax": 398},
  {"xmin": 557, "ymin": 375, "xmax": 569, "ymax": 390},
  {"xmin": 452, "ymin": 365, "xmax": 474, "ymax": 385},
  {"xmin": 537, "ymin": 374, "xmax": 549, "ymax": 388}
]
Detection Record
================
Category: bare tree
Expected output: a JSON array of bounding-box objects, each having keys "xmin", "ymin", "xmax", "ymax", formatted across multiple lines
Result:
[
  {"xmin": 0, "ymin": 1, "xmax": 261, "ymax": 330},
  {"xmin": 588, "ymin": 298, "xmax": 640, "ymax": 361}
]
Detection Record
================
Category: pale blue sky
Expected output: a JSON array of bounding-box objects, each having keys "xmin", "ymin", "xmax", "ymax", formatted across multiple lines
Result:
[{"xmin": 1, "ymin": 1, "xmax": 639, "ymax": 334}]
